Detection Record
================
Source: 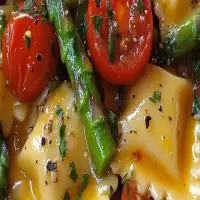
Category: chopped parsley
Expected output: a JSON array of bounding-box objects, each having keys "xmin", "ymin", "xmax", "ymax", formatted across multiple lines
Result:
[
  {"xmin": 107, "ymin": 110, "xmax": 118, "ymax": 142},
  {"xmin": 0, "ymin": 12, "xmax": 6, "ymax": 34},
  {"xmin": 136, "ymin": 0, "xmax": 145, "ymax": 14},
  {"xmin": 92, "ymin": 16, "xmax": 103, "ymax": 34},
  {"xmin": 21, "ymin": 0, "xmax": 48, "ymax": 22},
  {"xmin": 75, "ymin": 174, "xmax": 89, "ymax": 200},
  {"xmin": 69, "ymin": 162, "xmax": 78, "ymax": 183},
  {"xmin": 149, "ymin": 91, "xmax": 161, "ymax": 103},
  {"xmin": 64, "ymin": 190, "xmax": 70, "ymax": 200},
  {"xmin": 56, "ymin": 105, "xmax": 64, "ymax": 119},
  {"xmin": 23, "ymin": 0, "xmax": 35, "ymax": 13},
  {"xmin": 59, "ymin": 124, "xmax": 67, "ymax": 159},
  {"xmin": 24, "ymin": 33, "xmax": 31, "ymax": 49}
]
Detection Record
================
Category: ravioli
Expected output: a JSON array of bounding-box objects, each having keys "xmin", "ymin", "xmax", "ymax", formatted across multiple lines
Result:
[
  {"xmin": 111, "ymin": 64, "xmax": 195, "ymax": 199},
  {"xmin": 18, "ymin": 83, "xmax": 118, "ymax": 200}
]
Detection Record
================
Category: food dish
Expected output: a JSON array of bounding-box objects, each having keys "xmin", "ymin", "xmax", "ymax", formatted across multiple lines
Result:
[{"xmin": 0, "ymin": 0, "xmax": 200, "ymax": 199}]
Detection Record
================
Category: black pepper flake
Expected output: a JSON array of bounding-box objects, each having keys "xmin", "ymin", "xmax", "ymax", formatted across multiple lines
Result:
[
  {"xmin": 36, "ymin": 54, "xmax": 42, "ymax": 61},
  {"xmin": 25, "ymin": 146, "xmax": 27, "ymax": 150},
  {"xmin": 159, "ymin": 84, "xmax": 163, "ymax": 87},
  {"xmin": 36, "ymin": 160, "xmax": 38, "ymax": 164},
  {"xmin": 145, "ymin": 116, "xmax": 152, "ymax": 129},
  {"xmin": 159, "ymin": 105, "xmax": 163, "ymax": 112},
  {"xmin": 49, "ymin": 140, "xmax": 52, "ymax": 145},
  {"xmin": 45, "ymin": 181, "xmax": 48, "ymax": 186},
  {"xmin": 168, "ymin": 116, "xmax": 172, "ymax": 121},
  {"xmin": 47, "ymin": 161, "xmax": 57, "ymax": 171},
  {"xmin": 133, "ymin": 95, "xmax": 136, "ymax": 99},
  {"xmin": 129, "ymin": 130, "xmax": 133, "ymax": 133},
  {"xmin": 41, "ymin": 137, "xmax": 46, "ymax": 146}
]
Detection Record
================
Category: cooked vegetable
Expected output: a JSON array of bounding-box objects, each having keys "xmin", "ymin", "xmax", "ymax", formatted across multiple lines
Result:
[
  {"xmin": 0, "ymin": 125, "xmax": 9, "ymax": 199},
  {"xmin": 75, "ymin": 0, "xmax": 88, "ymax": 42},
  {"xmin": 86, "ymin": 0, "xmax": 153, "ymax": 85},
  {"xmin": 46, "ymin": 0, "xmax": 116, "ymax": 176},
  {"xmin": 190, "ymin": 53, "xmax": 200, "ymax": 118},
  {"xmin": 2, "ymin": 1, "xmax": 60, "ymax": 103},
  {"xmin": 0, "ymin": 11, "xmax": 6, "ymax": 35},
  {"xmin": 153, "ymin": 9, "xmax": 200, "ymax": 66}
]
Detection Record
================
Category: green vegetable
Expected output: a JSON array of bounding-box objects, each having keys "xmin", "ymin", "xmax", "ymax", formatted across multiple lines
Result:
[
  {"xmin": 136, "ymin": 0, "xmax": 145, "ymax": 14},
  {"xmin": 64, "ymin": 190, "xmax": 70, "ymax": 200},
  {"xmin": 56, "ymin": 105, "xmax": 64, "ymax": 119},
  {"xmin": 107, "ymin": 111, "xmax": 118, "ymax": 142},
  {"xmin": 75, "ymin": 0, "xmax": 88, "ymax": 42},
  {"xmin": 190, "ymin": 53, "xmax": 200, "ymax": 118},
  {"xmin": 59, "ymin": 124, "xmax": 67, "ymax": 159},
  {"xmin": 0, "ymin": 125, "xmax": 9, "ymax": 199},
  {"xmin": 0, "ymin": 12, "xmax": 6, "ymax": 35},
  {"xmin": 75, "ymin": 174, "xmax": 89, "ymax": 199},
  {"xmin": 46, "ymin": 0, "xmax": 116, "ymax": 176},
  {"xmin": 149, "ymin": 91, "xmax": 161, "ymax": 103},
  {"xmin": 153, "ymin": 9, "xmax": 200, "ymax": 66},
  {"xmin": 107, "ymin": 1, "xmax": 116, "ymax": 63},
  {"xmin": 92, "ymin": 16, "xmax": 103, "ymax": 34},
  {"xmin": 108, "ymin": 27, "xmax": 115, "ymax": 64},
  {"xmin": 24, "ymin": 34, "xmax": 31, "ymax": 50},
  {"xmin": 69, "ymin": 162, "xmax": 78, "ymax": 183}
]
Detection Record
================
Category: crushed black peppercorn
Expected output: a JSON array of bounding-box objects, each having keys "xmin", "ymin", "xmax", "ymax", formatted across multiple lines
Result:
[
  {"xmin": 36, "ymin": 54, "xmax": 42, "ymax": 61},
  {"xmin": 46, "ymin": 161, "xmax": 57, "ymax": 171},
  {"xmin": 145, "ymin": 116, "xmax": 152, "ymax": 129},
  {"xmin": 159, "ymin": 105, "xmax": 163, "ymax": 112},
  {"xmin": 168, "ymin": 116, "xmax": 172, "ymax": 121},
  {"xmin": 41, "ymin": 137, "xmax": 46, "ymax": 146}
]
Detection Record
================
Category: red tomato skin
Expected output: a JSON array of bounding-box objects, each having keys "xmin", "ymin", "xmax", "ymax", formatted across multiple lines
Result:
[
  {"xmin": 2, "ymin": 14, "xmax": 59, "ymax": 103},
  {"xmin": 87, "ymin": 0, "xmax": 153, "ymax": 85}
]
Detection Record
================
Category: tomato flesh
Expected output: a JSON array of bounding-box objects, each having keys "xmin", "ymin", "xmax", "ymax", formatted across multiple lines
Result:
[
  {"xmin": 2, "ymin": 10, "xmax": 59, "ymax": 102},
  {"xmin": 87, "ymin": 0, "xmax": 153, "ymax": 85}
]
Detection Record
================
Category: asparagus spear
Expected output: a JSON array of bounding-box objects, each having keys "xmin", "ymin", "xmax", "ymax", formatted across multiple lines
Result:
[
  {"xmin": 153, "ymin": 9, "xmax": 200, "ymax": 66},
  {"xmin": 0, "ymin": 125, "xmax": 9, "ymax": 199},
  {"xmin": 46, "ymin": 0, "xmax": 116, "ymax": 176}
]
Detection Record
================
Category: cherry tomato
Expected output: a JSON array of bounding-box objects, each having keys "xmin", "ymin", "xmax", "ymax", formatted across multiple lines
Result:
[
  {"xmin": 2, "ymin": 2, "xmax": 60, "ymax": 103},
  {"xmin": 121, "ymin": 180, "xmax": 142, "ymax": 200},
  {"xmin": 87, "ymin": 0, "xmax": 153, "ymax": 85}
]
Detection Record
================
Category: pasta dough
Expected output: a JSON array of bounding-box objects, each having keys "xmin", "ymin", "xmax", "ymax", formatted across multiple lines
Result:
[
  {"xmin": 111, "ymin": 64, "xmax": 195, "ymax": 199},
  {"xmin": 18, "ymin": 83, "xmax": 118, "ymax": 200}
]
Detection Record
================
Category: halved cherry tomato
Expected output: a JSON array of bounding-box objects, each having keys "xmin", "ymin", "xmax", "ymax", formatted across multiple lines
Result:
[
  {"xmin": 87, "ymin": 0, "xmax": 153, "ymax": 85},
  {"xmin": 2, "ymin": 2, "xmax": 60, "ymax": 103},
  {"xmin": 122, "ymin": 180, "xmax": 142, "ymax": 200}
]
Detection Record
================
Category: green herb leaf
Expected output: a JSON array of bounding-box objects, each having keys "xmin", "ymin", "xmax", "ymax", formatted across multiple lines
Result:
[
  {"xmin": 107, "ymin": 110, "xmax": 118, "ymax": 142},
  {"xmin": 149, "ymin": 91, "xmax": 161, "ymax": 103},
  {"xmin": 136, "ymin": 0, "xmax": 145, "ymax": 14},
  {"xmin": 59, "ymin": 124, "xmax": 67, "ymax": 159},
  {"xmin": 69, "ymin": 162, "xmax": 78, "ymax": 183},
  {"xmin": 0, "ymin": 13, "xmax": 6, "ymax": 35},
  {"xmin": 75, "ymin": 174, "xmax": 89, "ymax": 199},
  {"xmin": 108, "ymin": 22, "xmax": 115, "ymax": 64},
  {"xmin": 24, "ymin": 34, "xmax": 31, "ymax": 50},
  {"xmin": 56, "ymin": 105, "xmax": 64, "ymax": 119},
  {"xmin": 92, "ymin": 16, "xmax": 102, "ymax": 34},
  {"xmin": 23, "ymin": 0, "xmax": 35, "ymax": 12},
  {"xmin": 64, "ymin": 190, "xmax": 70, "ymax": 200}
]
